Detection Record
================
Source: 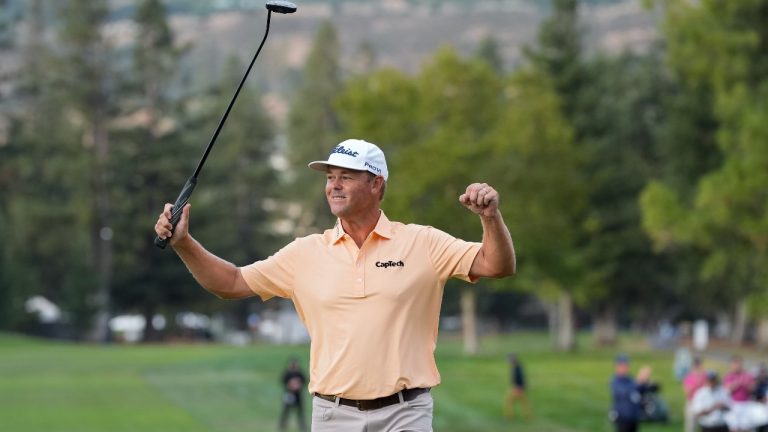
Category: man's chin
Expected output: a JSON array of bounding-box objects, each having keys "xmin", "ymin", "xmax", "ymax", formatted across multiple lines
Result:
[{"xmin": 328, "ymin": 204, "xmax": 347, "ymax": 218}]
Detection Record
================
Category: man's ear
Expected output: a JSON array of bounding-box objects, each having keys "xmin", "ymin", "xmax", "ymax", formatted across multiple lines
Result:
[
  {"xmin": 371, "ymin": 176, "xmax": 385, "ymax": 193},
  {"xmin": 368, "ymin": 174, "xmax": 386, "ymax": 200}
]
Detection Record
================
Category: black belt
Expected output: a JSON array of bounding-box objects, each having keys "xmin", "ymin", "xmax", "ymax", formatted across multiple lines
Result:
[{"xmin": 314, "ymin": 387, "xmax": 429, "ymax": 411}]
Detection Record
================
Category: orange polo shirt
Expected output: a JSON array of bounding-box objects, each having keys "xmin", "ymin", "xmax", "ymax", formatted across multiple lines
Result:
[{"xmin": 240, "ymin": 211, "xmax": 481, "ymax": 399}]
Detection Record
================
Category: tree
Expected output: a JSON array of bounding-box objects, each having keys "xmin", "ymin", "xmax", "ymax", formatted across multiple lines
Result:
[
  {"xmin": 641, "ymin": 0, "xmax": 768, "ymax": 344},
  {"xmin": 573, "ymin": 49, "xmax": 679, "ymax": 345},
  {"xmin": 638, "ymin": 31, "xmax": 723, "ymax": 325},
  {"xmin": 285, "ymin": 22, "xmax": 344, "ymax": 235},
  {"xmin": 54, "ymin": 0, "xmax": 117, "ymax": 340},
  {"xmin": 337, "ymin": 48, "xmax": 507, "ymax": 354},
  {"xmin": 350, "ymin": 40, "xmax": 377, "ymax": 76},
  {"xmin": 488, "ymin": 69, "xmax": 588, "ymax": 352},
  {"xmin": 522, "ymin": 0, "xmax": 591, "ymax": 350},
  {"xmin": 190, "ymin": 55, "xmax": 283, "ymax": 330},
  {"xmin": 336, "ymin": 44, "xmax": 591, "ymax": 354},
  {"xmin": 0, "ymin": 0, "xmax": 98, "ymax": 335},
  {"xmin": 521, "ymin": 0, "xmax": 678, "ymax": 348},
  {"xmin": 0, "ymin": 0, "xmax": 23, "ymax": 329},
  {"xmin": 524, "ymin": 0, "xmax": 586, "ymax": 124},
  {"xmin": 474, "ymin": 35, "xmax": 505, "ymax": 75},
  {"xmin": 108, "ymin": 0, "xmax": 204, "ymax": 341}
]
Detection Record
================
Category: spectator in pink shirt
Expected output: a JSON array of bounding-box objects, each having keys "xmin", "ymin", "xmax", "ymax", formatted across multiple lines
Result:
[
  {"xmin": 724, "ymin": 355, "xmax": 755, "ymax": 432},
  {"xmin": 684, "ymin": 357, "xmax": 708, "ymax": 432},
  {"xmin": 725, "ymin": 356, "xmax": 755, "ymax": 402}
]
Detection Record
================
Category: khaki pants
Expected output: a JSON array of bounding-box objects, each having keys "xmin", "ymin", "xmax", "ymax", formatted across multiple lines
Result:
[{"xmin": 311, "ymin": 391, "xmax": 433, "ymax": 432}]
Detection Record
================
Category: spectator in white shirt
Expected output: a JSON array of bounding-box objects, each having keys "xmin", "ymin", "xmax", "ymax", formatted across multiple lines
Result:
[{"xmin": 692, "ymin": 371, "xmax": 731, "ymax": 432}]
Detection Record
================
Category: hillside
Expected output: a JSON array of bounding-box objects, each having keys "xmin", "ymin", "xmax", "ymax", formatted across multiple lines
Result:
[
  {"xmin": 0, "ymin": 0, "xmax": 660, "ymax": 127},
  {"xmin": 163, "ymin": 0, "xmax": 659, "ymax": 81}
]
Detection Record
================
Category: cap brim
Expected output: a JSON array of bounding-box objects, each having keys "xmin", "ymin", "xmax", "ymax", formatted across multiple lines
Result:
[
  {"xmin": 308, "ymin": 160, "xmax": 369, "ymax": 173},
  {"xmin": 308, "ymin": 161, "xmax": 330, "ymax": 172}
]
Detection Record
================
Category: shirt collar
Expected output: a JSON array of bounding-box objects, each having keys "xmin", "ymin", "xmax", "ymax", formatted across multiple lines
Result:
[{"xmin": 330, "ymin": 211, "xmax": 394, "ymax": 244}]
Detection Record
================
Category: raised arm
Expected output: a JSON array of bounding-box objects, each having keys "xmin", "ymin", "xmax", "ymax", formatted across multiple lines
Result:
[
  {"xmin": 459, "ymin": 183, "xmax": 516, "ymax": 279},
  {"xmin": 154, "ymin": 203, "xmax": 254, "ymax": 299}
]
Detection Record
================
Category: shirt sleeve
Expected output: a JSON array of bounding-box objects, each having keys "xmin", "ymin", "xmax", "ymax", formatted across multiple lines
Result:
[
  {"xmin": 691, "ymin": 390, "xmax": 708, "ymax": 415},
  {"xmin": 424, "ymin": 226, "xmax": 482, "ymax": 283},
  {"xmin": 240, "ymin": 240, "xmax": 299, "ymax": 301}
]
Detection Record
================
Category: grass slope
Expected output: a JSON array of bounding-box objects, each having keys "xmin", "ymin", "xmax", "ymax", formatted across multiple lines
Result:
[{"xmin": 0, "ymin": 332, "xmax": 683, "ymax": 432}]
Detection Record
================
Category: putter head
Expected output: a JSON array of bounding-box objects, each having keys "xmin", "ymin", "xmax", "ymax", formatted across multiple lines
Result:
[{"xmin": 266, "ymin": 0, "xmax": 297, "ymax": 14}]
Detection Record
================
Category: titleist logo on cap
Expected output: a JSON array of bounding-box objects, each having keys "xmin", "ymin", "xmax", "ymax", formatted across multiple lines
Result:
[
  {"xmin": 330, "ymin": 145, "xmax": 359, "ymax": 157},
  {"xmin": 308, "ymin": 139, "xmax": 389, "ymax": 181}
]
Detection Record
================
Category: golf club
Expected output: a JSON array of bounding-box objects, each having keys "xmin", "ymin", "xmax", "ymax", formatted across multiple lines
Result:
[{"xmin": 154, "ymin": 1, "xmax": 297, "ymax": 249}]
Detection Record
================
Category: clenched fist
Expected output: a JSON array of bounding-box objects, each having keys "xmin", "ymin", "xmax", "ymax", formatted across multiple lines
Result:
[{"xmin": 459, "ymin": 183, "xmax": 500, "ymax": 218}]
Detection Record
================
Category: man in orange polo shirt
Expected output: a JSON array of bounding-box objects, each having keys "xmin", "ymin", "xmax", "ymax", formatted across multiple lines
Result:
[{"xmin": 154, "ymin": 138, "xmax": 516, "ymax": 431}]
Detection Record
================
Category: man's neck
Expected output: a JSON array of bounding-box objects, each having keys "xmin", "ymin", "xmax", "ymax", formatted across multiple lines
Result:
[{"xmin": 340, "ymin": 208, "xmax": 381, "ymax": 248}]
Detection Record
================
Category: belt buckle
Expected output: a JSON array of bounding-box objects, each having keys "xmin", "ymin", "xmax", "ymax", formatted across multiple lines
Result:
[{"xmin": 356, "ymin": 399, "xmax": 364, "ymax": 410}]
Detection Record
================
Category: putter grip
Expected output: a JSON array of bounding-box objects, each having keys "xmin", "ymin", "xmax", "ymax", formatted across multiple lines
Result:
[{"xmin": 154, "ymin": 177, "xmax": 197, "ymax": 249}]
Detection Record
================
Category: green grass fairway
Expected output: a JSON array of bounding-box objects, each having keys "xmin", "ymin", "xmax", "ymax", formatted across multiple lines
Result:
[{"xmin": 0, "ymin": 332, "xmax": 683, "ymax": 432}]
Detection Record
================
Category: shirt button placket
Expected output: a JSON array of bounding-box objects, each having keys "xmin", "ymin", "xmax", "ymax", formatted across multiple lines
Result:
[{"xmin": 355, "ymin": 254, "xmax": 365, "ymax": 297}]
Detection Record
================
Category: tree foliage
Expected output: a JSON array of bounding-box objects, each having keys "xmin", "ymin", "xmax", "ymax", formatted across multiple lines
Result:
[
  {"xmin": 336, "ymin": 46, "xmax": 586, "ymax": 351},
  {"xmin": 0, "ymin": 0, "xmax": 107, "ymax": 335},
  {"xmin": 641, "ymin": 0, "xmax": 768, "ymax": 321},
  {"xmin": 108, "ymin": 0, "xmax": 206, "ymax": 340},
  {"xmin": 285, "ymin": 22, "xmax": 344, "ymax": 233}
]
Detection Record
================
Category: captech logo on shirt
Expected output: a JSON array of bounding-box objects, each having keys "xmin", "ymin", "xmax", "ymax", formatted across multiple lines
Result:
[
  {"xmin": 330, "ymin": 145, "xmax": 359, "ymax": 157},
  {"xmin": 375, "ymin": 260, "xmax": 405, "ymax": 268}
]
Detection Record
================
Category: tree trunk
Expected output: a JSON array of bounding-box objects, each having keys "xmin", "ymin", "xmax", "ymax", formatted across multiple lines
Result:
[
  {"xmin": 731, "ymin": 299, "xmax": 747, "ymax": 345},
  {"xmin": 551, "ymin": 291, "xmax": 575, "ymax": 351},
  {"xmin": 89, "ymin": 112, "xmax": 113, "ymax": 342},
  {"xmin": 593, "ymin": 307, "xmax": 617, "ymax": 347},
  {"xmin": 460, "ymin": 288, "xmax": 478, "ymax": 355},
  {"xmin": 142, "ymin": 304, "xmax": 158, "ymax": 343},
  {"xmin": 547, "ymin": 300, "xmax": 557, "ymax": 344},
  {"xmin": 756, "ymin": 319, "xmax": 768, "ymax": 350}
]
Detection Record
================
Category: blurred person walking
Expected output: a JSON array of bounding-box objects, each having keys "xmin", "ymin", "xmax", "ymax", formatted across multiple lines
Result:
[
  {"xmin": 685, "ymin": 357, "xmax": 709, "ymax": 432},
  {"xmin": 154, "ymin": 139, "xmax": 516, "ymax": 431},
  {"xmin": 610, "ymin": 354, "xmax": 642, "ymax": 432},
  {"xmin": 503, "ymin": 353, "xmax": 532, "ymax": 420},
  {"xmin": 279, "ymin": 357, "xmax": 307, "ymax": 432}
]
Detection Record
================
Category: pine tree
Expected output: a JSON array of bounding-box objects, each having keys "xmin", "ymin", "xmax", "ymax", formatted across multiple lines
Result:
[
  {"xmin": 521, "ymin": 0, "xmax": 589, "ymax": 351},
  {"xmin": 0, "ymin": 0, "xmax": 100, "ymax": 334},
  {"xmin": 55, "ymin": 0, "xmax": 116, "ymax": 340},
  {"xmin": 285, "ymin": 22, "xmax": 343, "ymax": 234},
  {"xmin": 524, "ymin": 0, "xmax": 585, "ymax": 125},
  {"xmin": 108, "ymin": 0, "xmax": 201, "ymax": 341},
  {"xmin": 191, "ymin": 55, "xmax": 283, "ymax": 329},
  {"xmin": 474, "ymin": 35, "xmax": 505, "ymax": 75}
]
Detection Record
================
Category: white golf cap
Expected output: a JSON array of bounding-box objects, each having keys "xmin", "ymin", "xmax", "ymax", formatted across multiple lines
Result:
[{"xmin": 308, "ymin": 139, "xmax": 389, "ymax": 181}]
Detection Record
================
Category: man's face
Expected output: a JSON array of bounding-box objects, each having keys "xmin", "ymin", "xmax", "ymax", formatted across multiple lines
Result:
[
  {"xmin": 325, "ymin": 167, "xmax": 380, "ymax": 218},
  {"xmin": 616, "ymin": 362, "xmax": 629, "ymax": 376}
]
